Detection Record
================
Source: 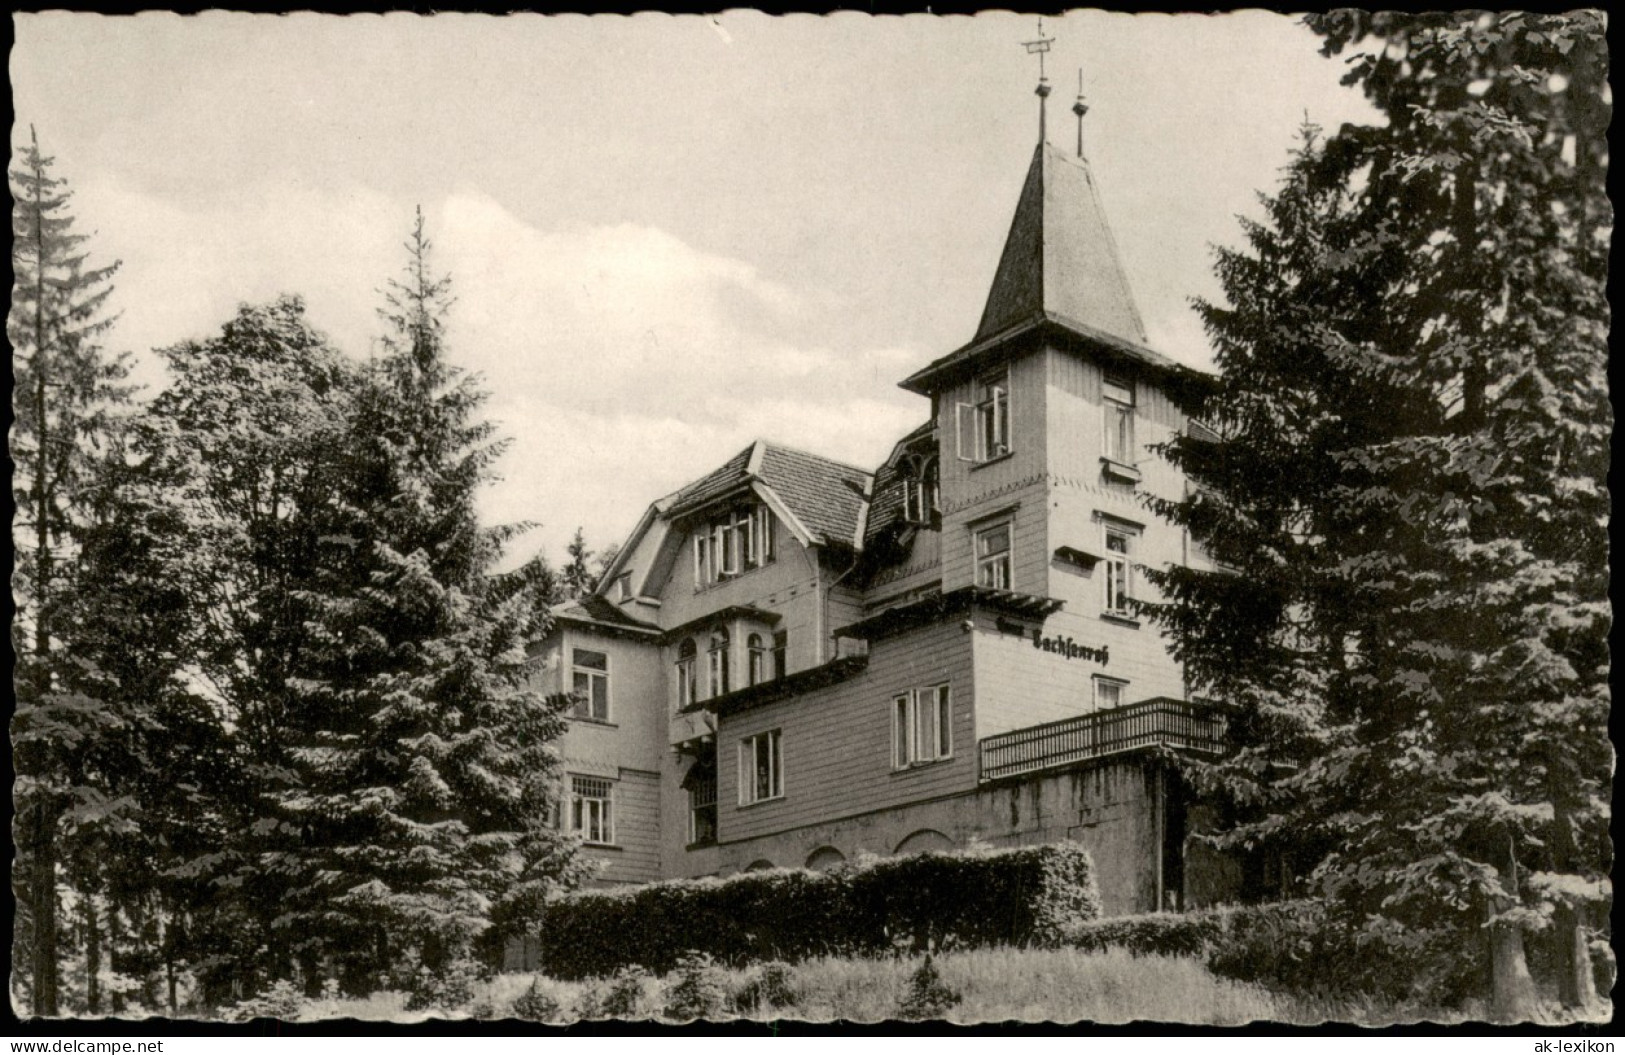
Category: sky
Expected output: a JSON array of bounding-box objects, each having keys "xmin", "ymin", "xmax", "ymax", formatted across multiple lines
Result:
[{"xmin": 11, "ymin": 11, "xmax": 1381, "ymax": 570}]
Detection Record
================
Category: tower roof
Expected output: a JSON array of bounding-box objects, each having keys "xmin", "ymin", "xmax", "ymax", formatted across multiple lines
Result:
[{"xmin": 974, "ymin": 141, "xmax": 1147, "ymax": 346}]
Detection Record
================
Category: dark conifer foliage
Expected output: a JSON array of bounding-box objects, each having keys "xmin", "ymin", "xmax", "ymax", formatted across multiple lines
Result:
[
  {"xmin": 10, "ymin": 127, "xmax": 134, "ymax": 1017},
  {"xmin": 260, "ymin": 210, "xmax": 586, "ymax": 992},
  {"xmin": 1144, "ymin": 12, "xmax": 1609, "ymax": 1013}
]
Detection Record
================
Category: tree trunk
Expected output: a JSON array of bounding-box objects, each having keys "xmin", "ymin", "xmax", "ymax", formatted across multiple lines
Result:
[
  {"xmin": 1553, "ymin": 904, "xmax": 1596, "ymax": 1009},
  {"xmin": 85, "ymin": 895, "xmax": 102, "ymax": 1016},
  {"xmin": 30, "ymin": 804, "xmax": 60, "ymax": 1017},
  {"xmin": 1491, "ymin": 915, "xmax": 1538, "ymax": 1022},
  {"xmin": 1490, "ymin": 836, "xmax": 1537, "ymax": 1022}
]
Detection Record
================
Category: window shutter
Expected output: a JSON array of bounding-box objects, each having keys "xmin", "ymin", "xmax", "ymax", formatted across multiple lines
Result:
[{"xmin": 956, "ymin": 402, "xmax": 978, "ymax": 461}]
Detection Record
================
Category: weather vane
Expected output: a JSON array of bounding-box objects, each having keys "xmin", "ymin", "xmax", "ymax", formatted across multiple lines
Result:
[{"xmin": 1022, "ymin": 17, "xmax": 1057, "ymax": 144}]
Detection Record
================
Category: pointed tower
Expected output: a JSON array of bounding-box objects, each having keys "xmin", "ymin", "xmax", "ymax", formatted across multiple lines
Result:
[{"xmin": 971, "ymin": 142, "xmax": 1148, "ymax": 348}]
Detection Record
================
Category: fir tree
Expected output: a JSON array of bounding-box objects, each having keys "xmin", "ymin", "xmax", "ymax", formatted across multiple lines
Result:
[
  {"xmin": 134, "ymin": 295, "xmax": 361, "ymax": 1001},
  {"xmin": 270, "ymin": 209, "xmax": 585, "ymax": 991},
  {"xmin": 1146, "ymin": 12, "xmax": 1608, "ymax": 1016},
  {"xmin": 9, "ymin": 126, "xmax": 132, "ymax": 1016},
  {"xmin": 561, "ymin": 527, "xmax": 594, "ymax": 599}
]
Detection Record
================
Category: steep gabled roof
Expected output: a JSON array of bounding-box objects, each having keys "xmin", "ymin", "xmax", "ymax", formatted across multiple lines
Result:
[{"xmin": 666, "ymin": 440, "xmax": 873, "ymax": 550}]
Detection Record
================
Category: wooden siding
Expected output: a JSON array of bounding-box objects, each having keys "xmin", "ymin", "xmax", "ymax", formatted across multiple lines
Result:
[
  {"xmin": 935, "ymin": 349, "xmax": 1053, "ymax": 596},
  {"xmin": 579, "ymin": 767, "xmax": 662, "ymax": 885},
  {"xmin": 716, "ymin": 619, "xmax": 978, "ymax": 844},
  {"xmin": 555, "ymin": 626, "xmax": 666, "ymax": 776}
]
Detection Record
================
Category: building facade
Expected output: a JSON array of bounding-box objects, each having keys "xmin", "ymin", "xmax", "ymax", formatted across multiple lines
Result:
[{"xmin": 528, "ymin": 130, "xmax": 1237, "ymax": 917}]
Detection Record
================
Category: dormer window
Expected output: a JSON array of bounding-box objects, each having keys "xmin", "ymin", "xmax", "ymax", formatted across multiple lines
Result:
[
  {"xmin": 694, "ymin": 503, "xmax": 777, "ymax": 586},
  {"xmin": 956, "ymin": 372, "xmax": 1010, "ymax": 464},
  {"xmin": 901, "ymin": 455, "xmax": 940, "ymax": 524}
]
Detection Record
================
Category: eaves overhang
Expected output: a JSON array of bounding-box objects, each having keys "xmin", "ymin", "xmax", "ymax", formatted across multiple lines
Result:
[
  {"xmin": 678, "ymin": 655, "xmax": 871, "ymax": 719},
  {"xmin": 898, "ymin": 312, "xmax": 1215, "ymax": 405},
  {"xmin": 833, "ymin": 585, "xmax": 1064, "ymax": 643},
  {"xmin": 661, "ymin": 604, "xmax": 784, "ymax": 644}
]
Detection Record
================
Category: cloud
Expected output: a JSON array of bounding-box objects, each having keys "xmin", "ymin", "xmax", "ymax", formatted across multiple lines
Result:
[{"xmin": 65, "ymin": 178, "xmax": 930, "ymax": 568}]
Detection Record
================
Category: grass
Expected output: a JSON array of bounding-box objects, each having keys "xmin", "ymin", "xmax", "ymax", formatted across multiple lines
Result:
[
  {"xmin": 292, "ymin": 945, "xmax": 1613, "ymax": 1026},
  {"xmin": 307, "ymin": 947, "xmax": 1340, "ymax": 1025}
]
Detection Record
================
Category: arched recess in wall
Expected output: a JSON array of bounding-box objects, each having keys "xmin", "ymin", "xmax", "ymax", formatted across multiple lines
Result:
[
  {"xmin": 893, "ymin": 829, "xmax": 955, "ymax": 855},
  {"xmin": 804, "ymin": 846, "xmax": 846, "ymax": 871},
  {"xmin": 744, "ymin": 859, "xmax": 775, "ymax": 872}
]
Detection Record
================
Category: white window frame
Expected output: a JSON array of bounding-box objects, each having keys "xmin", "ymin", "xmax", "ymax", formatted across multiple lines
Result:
[
  {"xmin": 956, "ymin": 373, "xmax": 1011, "ymax": 463},
  {"xmin": 688, "ymin": 774, "xmax": 718, "ymax": 845},
  {"xmin": 1103, "ymin": 374, "xmax": 1135, "ymax": 464},
  {"xmin": 737, "ymin": 729, "xmax": 783, "ymax": 805},
  {"xmin": 1103, "ymin": 526, "xmax": 1135, "ymax": 616},
  {"xmin": 975, "ymin": 521, "xmax": 1013, "ymax": 591},
  {"xmin": 676, "ymin": 638, "xmax": 698, "ymax": 710},
  {"xmin": 569, "ymin": 775, "xmax": 615, "ymax": 845},
  {"xmin": 570, "ymin": 647, "xmax": 611, "ymax": 722},
  {"xmin": 1092, "ymin": 675, "xmax": 1128, "ymax": 714},
  {"xmin": 708, "ymin": 627, "xmax": 731, "ymax": 697},
  {"xmin": 694, "ymin": 532, "xmax": 711, "ymax": 587},
  {"xmin": 892, "ymin": 684, "xmax": 952, "ymax": 769},
  {"xmin": 747, "ymin": 632, "xmax": 766, "ymax": 686}
]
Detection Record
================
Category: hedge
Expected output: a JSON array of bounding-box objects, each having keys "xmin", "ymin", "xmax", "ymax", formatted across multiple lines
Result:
[{"xmin": 537, "ymin": 843, "xmax": 1101, "ymax": 979}]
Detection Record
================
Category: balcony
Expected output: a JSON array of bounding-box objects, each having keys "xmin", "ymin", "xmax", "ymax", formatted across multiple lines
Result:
[{"xmin": 978, "ymin": 697, "xmax": 1226, "ymax": 784}]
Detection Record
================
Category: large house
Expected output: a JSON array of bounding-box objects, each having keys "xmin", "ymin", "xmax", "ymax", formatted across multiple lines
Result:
[{"xmin": 526, "ymin": 96, "xmax": 1241, "ymax": 921}]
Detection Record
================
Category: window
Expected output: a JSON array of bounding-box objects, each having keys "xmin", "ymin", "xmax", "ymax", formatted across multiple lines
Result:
[
  {"xmin": 747, "ymin": 633, "xmax": 766, "ymax": 686},
  {"xmin": 901, "ymin": 455, "xmax": 941, "ymax": 524},
  {"xmin": 1093, "ymin": 676, "xmax": 1127, "ymax": 713},
  {"xmin": 956, "ymin": 373, "xmax": 1010, "ymax": 463},
  {"xmin": 571, "ymin": 648, "xmax": 610, "ymax": 721},
  {"xmin": 676, "ymin": 638, "xmax": 698, "ymax": 709},
  {"xmin": 893, "ymin": 685, "xmax": 952, "ymax": 768},
  {"xmin": 975, "ymin": 522, "xmax": 1012, "ymax": 590},
  {"xmin": 1103, "ymin": 374, "xmax": 1135, "ymax": 464},
  {"xmin": 1104, "ymin": 528, "xmax": 1134, "ymax": 615},
  {"xmin": 614, "ymin": 572, "xmax": 633, "ymax": 601},
  {"xmin": 772, "ymin": 631, "xmax": 788, "ymax": 681},
  {"xmin": 688, "ymin": 775, "xmax": 717, "ymax": 845},
  {"xmin": 570, "ymin": 775, "xmax": 614, "ymax": 844},
  {"xmin": 708, "ymin": 626, "xmax": 731, "ymax": 697},
  {"xmin": 694, "ymin": 504, "xmax": 777, "ymax": 585},
  {"xmin": 738, "ymin": 729, "xmax": 783, "ymax": 805}
]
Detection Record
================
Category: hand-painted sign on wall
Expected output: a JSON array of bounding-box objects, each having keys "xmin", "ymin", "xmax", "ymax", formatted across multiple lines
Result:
[{"xmin": 1031, "ymin": 629, "xmax": 1109, "ymax": 665}]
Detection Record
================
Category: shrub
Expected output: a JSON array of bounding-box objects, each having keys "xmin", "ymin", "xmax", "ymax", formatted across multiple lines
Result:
[
  {"xmin": 600, "ymin": 966, "xmax": 652, "ymax": 1019},
  {"xmin": 228, "ymin": 979, "xmax": 305, "ymax": 1022},
  {"xmin": 1071, "ymin": 907, "xmax": 1228, "ymax": 958},
  {"xmin": 896, "ymin": 955, "xmax": 961, "ymax": 1021},
  {"xmin": 511, "ymin": 977, "xmax": 563, "ymax": 1022},
  {"xmin": 537, "ymin": 842, "xmax": 1100, "ymax": 979},
  {"xmin": 404, "ymin": 958, "xmax": 485, "ymax": 1013},
  {"xmin": 732, "ymin": 961, "xmax": 796, "ymax": 1016},
  {"xmin": 661, "ymin": 952, "xmax": 729, "ymax": 1022}
]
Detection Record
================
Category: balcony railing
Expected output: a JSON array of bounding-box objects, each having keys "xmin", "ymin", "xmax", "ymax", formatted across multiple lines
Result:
[{"xmin": 978, "ymin": 697, "xmax": 1226, "ymax": 783}]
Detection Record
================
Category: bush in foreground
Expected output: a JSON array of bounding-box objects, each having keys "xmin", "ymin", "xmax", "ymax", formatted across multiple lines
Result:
[{"xmin": 537, "ymin": 843, "xmax": 1100, "ymax": 979}]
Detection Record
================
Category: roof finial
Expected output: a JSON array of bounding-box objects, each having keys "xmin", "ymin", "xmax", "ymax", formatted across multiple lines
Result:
[
  {"xmin": 1022, "ymin": 17, "xmax": 1055, "ymax": 145},
  {"xmin": 1072, "ymin": 67, "xmax": 1090, "ymax": 158}
]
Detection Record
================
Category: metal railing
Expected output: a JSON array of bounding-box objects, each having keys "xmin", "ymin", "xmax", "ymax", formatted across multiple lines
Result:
[{"xmin": 979, "ymin": 697, "xmax": 1226, "ymax": 783}]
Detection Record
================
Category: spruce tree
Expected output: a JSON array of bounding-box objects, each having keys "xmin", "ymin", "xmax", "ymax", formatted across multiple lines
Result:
[
  {"xmin": 271, "ymin": 209, "xmax": 584, "ymax": 991},
  {"xmin": 10, "ymin": 126, "xmax": 132, "ymax": 1016},
  {"xmin": 1146, "ymin": 12, "xmax": 1608, "ymax": 1015},
  {"xmin": 133, "ymin": 295, "xmax": 361, "ymax": 1001}
]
